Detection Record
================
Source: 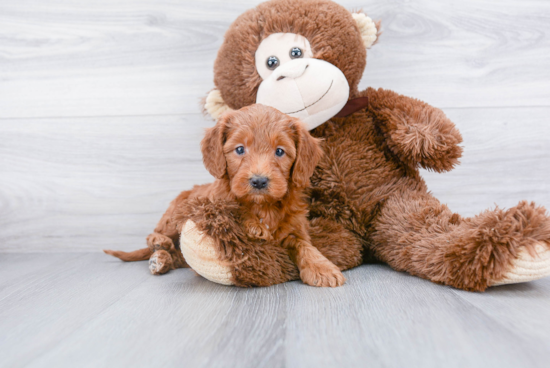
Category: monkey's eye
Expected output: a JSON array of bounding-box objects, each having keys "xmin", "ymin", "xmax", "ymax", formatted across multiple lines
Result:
[
  {"xmin": 266, "ymin": 56, "xmax": 279, "ymax": 70},
  {"xmin": 235, "ymin": 146, "xmax": 245, "ymax": 155},
  {"xmin": 290, "ymin": 47, "xmax": 303, "ymax": 59},
  {"xmin": 275, "ymin": 148, "xmax": 285, "ymax": 157}
]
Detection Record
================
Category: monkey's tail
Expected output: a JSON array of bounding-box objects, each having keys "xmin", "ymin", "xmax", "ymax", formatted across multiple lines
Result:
[{"xmin": 103, "ymin": 248, "xmax": 152, "ymax": 262}]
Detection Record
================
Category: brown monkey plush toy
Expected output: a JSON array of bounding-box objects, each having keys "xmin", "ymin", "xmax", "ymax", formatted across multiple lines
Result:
[{"xmin": 111, "ymin": 0, "xmax": 550, "ymax": 291}]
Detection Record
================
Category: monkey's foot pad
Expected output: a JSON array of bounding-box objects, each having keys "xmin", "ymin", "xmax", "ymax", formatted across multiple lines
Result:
[
  {"xmin": 491, "ymin": 242, "xmax": 550, "ymax": 286},
  {"xmin": 180, "ymin": 220, "xmax": 234, "ymax": 285}
]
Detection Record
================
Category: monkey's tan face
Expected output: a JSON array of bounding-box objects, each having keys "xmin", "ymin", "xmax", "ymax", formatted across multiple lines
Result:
[
  {"xmin": 223, "ymin": 115, "xmax": 297, "ymax": 204},
  {"xmin": 255, "ymin": 33, "xmax": 350, "ymax": 130}
]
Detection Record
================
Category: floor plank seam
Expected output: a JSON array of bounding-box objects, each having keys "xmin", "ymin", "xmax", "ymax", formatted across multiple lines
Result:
[
  {"xmin": 449, "ymin": 289, "xmax": 535, "ymax": 340},
  {"xmin": 22, "ymin": 270, "xmax": 152, "ymax": 366},
  {"xmin": 0, "ymin": 253, "xmax": 86, "ymax": 304}
]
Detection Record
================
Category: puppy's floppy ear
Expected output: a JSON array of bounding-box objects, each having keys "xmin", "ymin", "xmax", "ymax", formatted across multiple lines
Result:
[
  {"xmin": 201, "ymin": 111, "xmax": 233, "ymax": 179},
  {"xmin": 290, "ymin": 118, "xmax": 323, "ymax": 188}
]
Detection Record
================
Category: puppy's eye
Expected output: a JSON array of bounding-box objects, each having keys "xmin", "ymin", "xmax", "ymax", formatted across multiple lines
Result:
[
  {"xmin": 235, "ymin": 146, "xmax": 245, "ymax": 155},
  {"xmin": 290, "ymin": 47, "xmax": 303, "ymax": 59},
  {"xmin": 266, "ymin": 56, "xmax": 279, "ymax": 70},
  {"xmin": 275, "ymin": 148, "xmax": 285, "ymax": 157}
]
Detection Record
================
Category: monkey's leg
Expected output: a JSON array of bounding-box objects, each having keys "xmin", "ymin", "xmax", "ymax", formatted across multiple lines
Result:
[
  {"xmin": 178, "ymin": 197, "xmax": 365, "ymax": 286},
  {"xmin": 181, "ymin": 216, "xmax": 364, "ymax": 287},
  {"xmin": 371, "ymin": 190, "xmax": 550, "ymax": 291}
]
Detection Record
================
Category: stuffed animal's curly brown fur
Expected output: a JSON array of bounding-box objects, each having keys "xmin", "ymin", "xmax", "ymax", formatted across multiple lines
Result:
[
  {"xmin": 190, "ymin": 0, "xmax": 550, "ymax": 291},
  {"xmin": 108, "ymin": 0, "xmax": 550, "ymax": 291}
]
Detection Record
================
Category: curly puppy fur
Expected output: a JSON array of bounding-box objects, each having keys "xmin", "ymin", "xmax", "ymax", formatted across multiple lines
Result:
[{"xmin": 105, "ymin": 104, "xmax": 345, "ymax": 287}]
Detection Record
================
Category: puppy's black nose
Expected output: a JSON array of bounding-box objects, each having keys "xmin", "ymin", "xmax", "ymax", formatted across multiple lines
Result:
[{"xmin": 250, "ymin": 176, "xmax": 269, "ymax": 190}]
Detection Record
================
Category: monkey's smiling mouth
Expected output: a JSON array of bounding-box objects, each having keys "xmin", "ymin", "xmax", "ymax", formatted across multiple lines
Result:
[{"xmin": 284, "ymin": 80, "xmax": 333, "ymax": 114}]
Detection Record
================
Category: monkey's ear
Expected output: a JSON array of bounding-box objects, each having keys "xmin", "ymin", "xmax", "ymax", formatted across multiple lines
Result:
[
  {"xmin": 201, "ymin": 111, "xmax": 233, "ymax": 179},
  {"xmin": 351, "ymin": 12, "xmax": 381, "ymax": 49},
  {"xmin": 204, "ymin": 89, "xmax": 234, "ymax": 120}
]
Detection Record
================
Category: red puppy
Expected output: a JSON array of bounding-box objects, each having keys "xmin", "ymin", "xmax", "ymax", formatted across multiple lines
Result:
[{"xmin": 105, "ymin": 104, "xmax": 346, "ymax": 287}]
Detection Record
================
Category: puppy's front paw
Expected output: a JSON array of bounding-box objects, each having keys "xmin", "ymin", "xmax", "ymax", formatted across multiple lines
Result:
[
  {"xmin": 149, "ymin": 250, "xmax": 173, "ymax": 275},
  {"xmin": 300, "ymin": 261, "xmax": 346, "ymax": 287}
]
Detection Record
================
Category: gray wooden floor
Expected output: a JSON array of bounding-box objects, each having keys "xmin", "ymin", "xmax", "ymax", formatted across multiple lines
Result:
[
  {"xmin": 1, "ymin": 0, "xmax": 550, "ymax": 367},
  {"xmin": 0, "ymin": 253, "xmax": 549, "ymax": 368}
]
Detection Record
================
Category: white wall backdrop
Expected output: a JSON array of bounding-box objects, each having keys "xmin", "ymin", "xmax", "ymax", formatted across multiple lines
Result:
[{"xmin": 1, "ymin": 0, "xmax": 549, "ymax": 251}]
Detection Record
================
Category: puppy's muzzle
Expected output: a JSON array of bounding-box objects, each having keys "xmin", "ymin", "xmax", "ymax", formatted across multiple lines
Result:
[{"xmin": 250, "ymin": 176, "xmax": 269, "ymax": 190}]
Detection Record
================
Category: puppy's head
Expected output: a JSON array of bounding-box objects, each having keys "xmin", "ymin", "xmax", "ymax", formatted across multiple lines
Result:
[{"xmin": 201, "ymin": 104, "xmax": 322, "ymax": 203}]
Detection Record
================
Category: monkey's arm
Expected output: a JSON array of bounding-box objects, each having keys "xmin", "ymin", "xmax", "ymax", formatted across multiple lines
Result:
[{"xmin": 366, "ymin": 87, "xmax": 463, "ymax": 172}]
